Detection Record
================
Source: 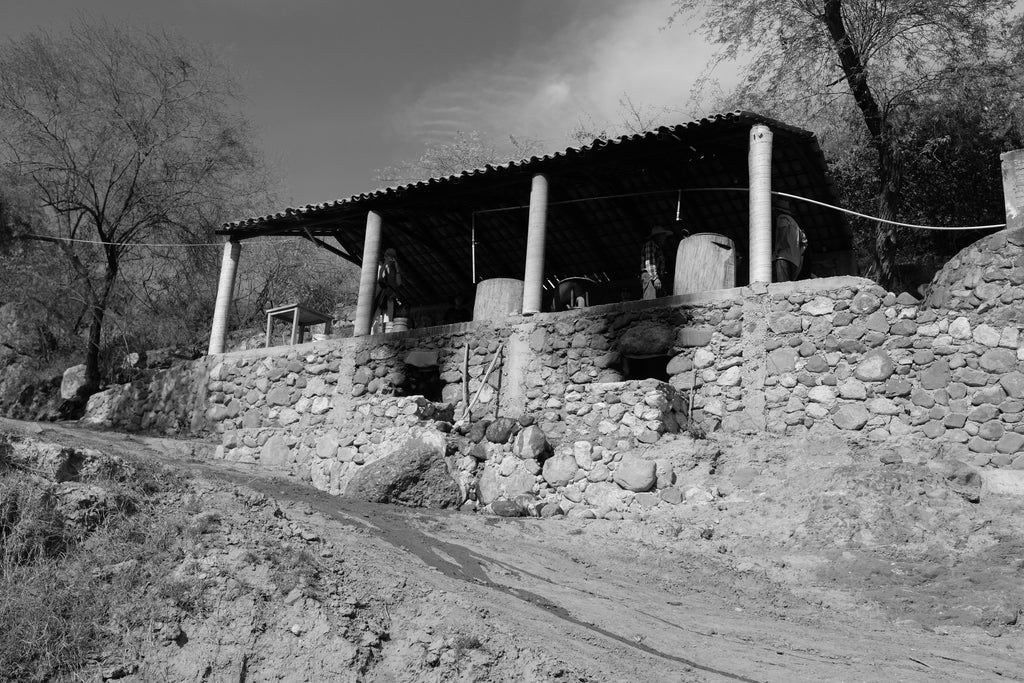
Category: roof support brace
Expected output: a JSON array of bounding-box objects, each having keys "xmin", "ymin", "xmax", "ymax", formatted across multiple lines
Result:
[
  {"xmin": 353, "ymin": 211, "xmax": 382, "ymax": 336},
  {"xmin": 749, "ymin": 125, "xmax": 773, "ymax": 283},
  {"xmin": 522, "ymin": 173, "xmax": 548, "ymax": 315},
  {"xmin": 299, "ymin": 227, "xmax": 361, "ymax": 267}
]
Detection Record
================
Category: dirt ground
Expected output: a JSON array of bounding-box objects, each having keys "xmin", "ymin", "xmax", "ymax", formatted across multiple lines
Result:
[{"xmin": 3, "ymin": 417, "xmax": 1023, "ymax": 682}]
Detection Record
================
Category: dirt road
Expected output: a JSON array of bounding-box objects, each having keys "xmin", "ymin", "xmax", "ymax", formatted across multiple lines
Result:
[{"xmin": 5, "ymin": 418, "xmax": 1022, "ymax": 681}]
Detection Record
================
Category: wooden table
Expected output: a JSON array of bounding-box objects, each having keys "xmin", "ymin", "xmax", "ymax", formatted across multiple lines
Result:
[{"xmin": 265, "ymin": 304, "xmax": 333, "ymax": 347}]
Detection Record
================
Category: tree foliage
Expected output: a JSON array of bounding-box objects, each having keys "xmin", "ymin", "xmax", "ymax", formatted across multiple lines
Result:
[
  {"xmin": 670, "ymin": 0, "xmax": 1019, "ymax": 291},
  {"xmin": 0, "ymin": 20, "xmax": 274, "ymax": 394}
]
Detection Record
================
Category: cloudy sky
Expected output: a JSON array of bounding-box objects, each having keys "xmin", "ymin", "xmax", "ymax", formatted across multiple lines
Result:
[{"xmin": 1, "ymin": 0, "xmax": 724, "ymax": 208}]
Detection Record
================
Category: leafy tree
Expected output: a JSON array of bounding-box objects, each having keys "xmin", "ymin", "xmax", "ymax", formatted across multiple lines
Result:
[
  {"xmin": 670, "ymin": 0, "xmax": 1017, "ymax": 291},
  {"xmin": 0, "ymin": 20, "xmax": 273, "ymax": 398}
]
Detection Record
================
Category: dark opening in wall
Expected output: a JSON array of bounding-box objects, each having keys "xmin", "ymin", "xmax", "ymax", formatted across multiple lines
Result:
[
  {"xmin": 402, "ymin": 365, "xmax": 443, "ymax": 402},
  {"xmin": 622, "ymin": 355, "xmax": 670, "ymax": 382}
]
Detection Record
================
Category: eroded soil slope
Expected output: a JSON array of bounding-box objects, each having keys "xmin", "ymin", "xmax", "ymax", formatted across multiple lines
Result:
[{"xmin": 2, "ymin": 417, "xmax": 1022, "ymax": 682}]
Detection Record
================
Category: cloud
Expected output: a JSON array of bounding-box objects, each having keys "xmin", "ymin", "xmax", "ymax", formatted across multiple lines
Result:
[{"xmin": 395, "ymin": 0, "xmax": 734, "ymax": 152}]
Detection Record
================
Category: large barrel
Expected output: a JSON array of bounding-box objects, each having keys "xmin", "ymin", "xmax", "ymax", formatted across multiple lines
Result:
[
  {"xmin": 674, "ymin": 233, "xmax": 736, "ymax": 295},
  {"xmin": 473, "ymin": 278, "xmax": 524, "ymax": 321}
]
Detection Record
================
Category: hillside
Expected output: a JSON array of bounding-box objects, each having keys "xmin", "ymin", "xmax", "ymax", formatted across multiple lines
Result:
[{"xmin": 1, "ymin": 417, "xmax": 1022, "ymax": 682}]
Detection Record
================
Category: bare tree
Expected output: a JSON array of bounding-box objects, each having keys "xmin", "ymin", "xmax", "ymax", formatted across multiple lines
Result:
[
  {"xmin": 670, "ymin": 0, "xmax": 1016, "ymax": 291},
  {"xmin": 0, "ymin": 20, "xmax": 273, "ymax": 397}
]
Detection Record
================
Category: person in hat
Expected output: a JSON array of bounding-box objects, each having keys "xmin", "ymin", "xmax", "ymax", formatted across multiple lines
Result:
[
  {"xmin": 772, "ymin": 197, "xmax": 807, "ymax": 282},
  {"xmin": 641, "ymin": 225, "xmax": 673, "ymax": 299}
]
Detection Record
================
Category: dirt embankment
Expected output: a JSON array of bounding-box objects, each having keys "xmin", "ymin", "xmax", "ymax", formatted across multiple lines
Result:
[{"xmin": 2, "ymin": 417, "xmax": 1023, "ymax": 682}]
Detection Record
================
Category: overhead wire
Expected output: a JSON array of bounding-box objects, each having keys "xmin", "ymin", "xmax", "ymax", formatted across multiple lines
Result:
[{"xmin": 18, "ymin": 186, "xmax": 1007, "ymax": 251}]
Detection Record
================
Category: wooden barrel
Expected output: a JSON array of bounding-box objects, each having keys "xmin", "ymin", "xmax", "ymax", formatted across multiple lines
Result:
[
  {"xmin": 674, "ymin": 233, "xmax": 736, "ymax": 295},
  {"xmin": 473, "ymin": 278, "xmax": 524, "ymax": 321},
  {"xmin": 389, "ymin": 317, "xmax": 409, "ymax": 333}
]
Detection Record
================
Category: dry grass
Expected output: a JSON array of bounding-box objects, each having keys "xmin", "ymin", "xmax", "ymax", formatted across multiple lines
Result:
[{"xmin": 0, "ymin": 449, "xmax": 204, "ymax": 682}]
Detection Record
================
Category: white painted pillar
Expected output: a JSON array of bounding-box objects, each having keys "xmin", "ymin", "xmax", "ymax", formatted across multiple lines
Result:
[
  {"xmin": 353, "ymin": 210, "xmax": 383, "ymax": 336},
  {"xmin": 521, "ymin": 173, "xmax": 549, "ymax": 315},
  {"xmin": 748, "ymin": 125, "xmax": 773, "ymax": 283},
  {"xmin": 207, "ymin": 239, "xmax": 241, "ymax": 355}
]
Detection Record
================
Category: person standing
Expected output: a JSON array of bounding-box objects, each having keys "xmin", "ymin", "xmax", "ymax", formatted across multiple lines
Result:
[
  {"xmin": 375, "ymin": 248, "xmax": 403, "ymax": 329},
  {"xmin": 772, "ymin": 198, "xmax": 807, "ymax": 282},
  {"xmin": 641, "ymin": 225, "xmax": 672, "ymax": 299}
]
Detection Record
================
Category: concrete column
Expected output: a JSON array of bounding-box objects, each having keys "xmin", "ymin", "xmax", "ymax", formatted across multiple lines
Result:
[
  {"xmin": 748, "ymin": 125, "xmax": 773, "ymax": 283},
  {"xmin": 207, "ymin": 239, "xmax": 241, "ymax": 355},
  {"xmin": 353, "ymin": 210, "xmax": 383, "ymax": 336},
  {"xmin": 521, "ymin": 173, "xmax": 549, "ymax": 315},
  {"xmin": 1001, "ymin": 149, "xmax": 1024, "ymax": 231}
]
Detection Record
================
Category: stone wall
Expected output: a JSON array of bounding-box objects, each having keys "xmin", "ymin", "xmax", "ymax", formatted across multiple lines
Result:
[{"xmin": 83, "ymin": 231, "xmax": 1024, "ymax": 513}]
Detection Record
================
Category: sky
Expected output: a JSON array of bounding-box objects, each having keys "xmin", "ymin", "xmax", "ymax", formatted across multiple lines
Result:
[{"xmin": 1, "ymin": 1, "xmax": 723, "ymax": 208}]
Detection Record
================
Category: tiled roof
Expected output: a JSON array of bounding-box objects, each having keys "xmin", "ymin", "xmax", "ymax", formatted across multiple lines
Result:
[{"xmin": 223, "ymin": 111, "xmax": 815, "ymax": 230}]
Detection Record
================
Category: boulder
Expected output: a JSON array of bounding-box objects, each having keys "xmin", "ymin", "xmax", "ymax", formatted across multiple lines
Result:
[
  {"xmin": 491, "ymin": 499, "xmax": 526, "ymax": 517},
  {"xmin": 60, "ymin": 364, "xmax": 88, "ymax": 400},
  {"xmin": 485, "ymin": 417, "xmax": 518, "ymax": 444},
  {"xmin": 513, "ymin": 425, "xmax": 549, "ymax": 460},
  {"xmin": 612, "ymin": 455, "xmax": 656, "ymax": 492},
  {"xmin": 344, "ymin": 430, "xmax": 462, "ymax": 508},
  {"xmin": 833, "ymin": 405, "xmax": 870, "ymax": 431},
  {"xmin": 617, "ymin": 321, "xmax": 674, "ymax": 356},
  {"xmin": 542, "ymin": 454, "xmax": 578, "ymax": 488}
]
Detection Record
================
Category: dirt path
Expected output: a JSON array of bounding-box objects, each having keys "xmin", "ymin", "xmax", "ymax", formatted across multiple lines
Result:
[{"xmin": 5, "ymin": 418, "xmax": 1023, "ymax": 681}]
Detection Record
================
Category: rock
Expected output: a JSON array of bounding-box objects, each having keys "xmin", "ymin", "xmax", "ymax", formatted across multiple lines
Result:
[
  {"xmin": 767, "ymin": 347, "xmax": 798, "ymax": 374},
  {"xmin": 513, "ymin": 425, "xmax": 549, "ymax": 460},
  {"xmin": 491, "ymin": 499, "xmax": 525, "ymax": 517},
  {"xmin": 583, "ymin": 481, "xmax": 631, "ymax": 509},
  {"xmin": 676, "ymin": 327, "xmax": 713, "ymax": 347},
  {"xmin": 612, "ymin": 455, "xmax": 656, "ymax": 492},
  {"xmin": 345, "ymin": 430, "xmax": 462, "ymax": 508},
  {"xmin": 60, "ymin": 364, "xmax": 88, "ymax": 400},
  {"xmin": 260, "ymin": 435, "xmax": 290, "ymax": 467},
  {"xmin": 920, "ymin": 361, "xmax": 951, "ymax": 391},
  {"xmin": 617, "ymin": 320, "xmax": 674, "ymax": 356},
  {"xmin": 980, "ymin": 348, "xmax": 1017, "ymax": 374},
  {"xmin": 540, "ymin": 502, "xmax": 564, "ymax": 517},
  {"xmin": 485, "ymin": 417, "xmax": 517, "ymax": 444},
  {"xmin": 467, "ymin": 419, "xmax": 493, "ymax": 444},
  {"xmin": 1000, "ymin": 372, "xmax": 1024, "ymax": 399},
  {"xmin": 879, "ymin": 452, "xmax": 903, "ymax": 465},
  {"xmin": 542, "ymin": 454, "xmax": 578, "ymax": 488},
  {"xmin": 476, "ymin": 468, "xmax": 500, "ymax": 505},
  {"xmin": 768, "ymin": 313, "xmax": 802, "ymax": 334},
  {"xmin": 833, "ymin": 405, "xmax": 870, "ymax": 431},
  {"xmin": 850, "ymin": 291, "xmax": 881, "ymax": 314},
  {"xmin": 660, "ymin": 488, "xmax": 683, "ymax": 504},
  {"xmin": 801, "ymin": 297, "xmax": 835, "ymax": 316},
  {"xmin": 854, "ymin": 350, "xmax": 894, "ymax": 382}
]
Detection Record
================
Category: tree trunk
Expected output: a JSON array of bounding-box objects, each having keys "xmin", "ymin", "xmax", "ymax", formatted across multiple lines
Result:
[
  {"xmin": 871, "ymin": 141, "xmax": 904, "ymax": 293},
  {"xmin": 821, "ymin": 0, "xmax": 903, "ymax": 292}
]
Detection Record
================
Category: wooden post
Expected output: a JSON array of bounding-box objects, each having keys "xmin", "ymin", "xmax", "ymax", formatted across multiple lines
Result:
[
  {"xmin": 207, "ymin": 239, "xmax": 241, "ymax": 355},
  {"xmin": 748, "ymin": 125, "xmax": 773, "ymax": 284},
  {"xmin": 522, "ymin": 173, "xmax": 548, "ymax": 315},
  {"xmin": 1001, "ymin": 149, "xmax": 1024, "ymax": 231},
  {"xmin": 353, "ymin": 211, "xmax": 383, "ymax": 336}
]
